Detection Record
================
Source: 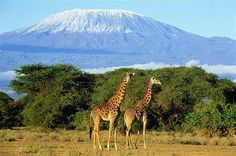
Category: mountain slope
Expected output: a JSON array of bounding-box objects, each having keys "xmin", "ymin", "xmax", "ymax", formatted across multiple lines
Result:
[{"xmin": 0, "ymin": 9, "xmax": 236, "ymax": 71}]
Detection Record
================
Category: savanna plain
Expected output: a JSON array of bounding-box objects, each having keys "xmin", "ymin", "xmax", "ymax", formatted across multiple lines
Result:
[{"xmin": 0, "ymin": 127, "xmax": 236, "ymax": 156}]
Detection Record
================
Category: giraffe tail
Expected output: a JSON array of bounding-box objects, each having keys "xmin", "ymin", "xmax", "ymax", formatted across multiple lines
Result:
[{"xmin": 89, "ymin": 114, "xmax": 93, "ymax": 141}]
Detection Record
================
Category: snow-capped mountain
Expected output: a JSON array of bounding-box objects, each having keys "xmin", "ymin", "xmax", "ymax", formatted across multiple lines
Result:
[
  {"xmin": 0, "ymin": 9, "xmax": 236, "ymax": 72},
  {"xmin": 1, "ymin": 9, "xmax": 189, "ymax": 53}
]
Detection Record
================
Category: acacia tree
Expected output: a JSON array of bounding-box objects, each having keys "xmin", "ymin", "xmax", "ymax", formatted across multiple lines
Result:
[
  {"xmin": 90, "ymin": 67, "xmax": 236, "ymax": 131},
  {"xmin": 10, "ymin": 64, "xmax": 95, "ymax": 128},
  {"xmin": 0, "ymin": 91, "xmax": 14, "ymax": 128},
  {"xmin": 185, "ymin": 100, "xmax": 236, "ymax": 133},
  {"xmin": 150, "ymin": 67, "xmax": 236, "ymax": 130}
]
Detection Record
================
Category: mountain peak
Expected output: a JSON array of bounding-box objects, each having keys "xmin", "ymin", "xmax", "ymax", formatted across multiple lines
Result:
[
  {"xmin": 60, "ymin": 9, "xmax": 142, "ymax": 16},
  {"xmin": 16, "ymin": 9, "xmax": 151, "ymax": 34},
  {"xmin": 1, "ymin": 8, "xmax": 235, "ymax": 68}
]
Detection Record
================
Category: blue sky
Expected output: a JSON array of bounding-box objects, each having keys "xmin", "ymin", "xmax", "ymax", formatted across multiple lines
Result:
[{"xmin": 1, "ymin": 0, "xmax": 236, "ymax": 39}]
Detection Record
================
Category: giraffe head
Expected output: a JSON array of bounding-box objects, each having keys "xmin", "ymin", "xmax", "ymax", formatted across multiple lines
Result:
[
  {"xmin": 111, "ymin": 72, "xmax": 134, "ymax": 106},
  {"xmin": 150, "ymin": 76, "xmax": 161, "ymax": 86},
  {"xmin": 124, "ymin": 72, "xmax": 134, "ymax": 82}
]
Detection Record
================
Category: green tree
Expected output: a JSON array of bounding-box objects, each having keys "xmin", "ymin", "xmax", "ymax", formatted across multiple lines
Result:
[
  {"xmin": 11, "ymin": 64, "xmax": 95, "ymax": 128},
  {"xmin": 212, "ymin": 78, "xmax": 236, "ymax": 103},
  {"xmin": 9, "ymin": 64, "xmax": 235, "ymax": 132},
  {"xmin": 151, "ymin": 67, "xmax": 214, "ymax": 130},
  {"xmin": 185, "ymin": 100, "xmax": 236, "ymax": 132},
  {"xmin": 72, "ymin": 111, "xmax": 90, "ymax": 130},
  {"xmin": 0, "ymin": 91, "xmax": 22, "ymax": 128},
  {"xmin": 90, "ymin": 66, "xmax": 235, "ymax": 131}
]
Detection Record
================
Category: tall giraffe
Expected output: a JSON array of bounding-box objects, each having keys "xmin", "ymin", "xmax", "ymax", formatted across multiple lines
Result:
[
  {"xmin": 89, "ymin": 72, "xmax": 134, "ymax": 151},
  {"xmin": 124, "ymin": 76, "xmax": 161, "ymax": 149}
]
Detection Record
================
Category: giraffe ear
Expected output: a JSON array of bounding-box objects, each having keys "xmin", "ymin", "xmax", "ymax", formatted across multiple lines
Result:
[{"xmin": 125, "ymin": 72, "xmax": 134, "ymax": 76}]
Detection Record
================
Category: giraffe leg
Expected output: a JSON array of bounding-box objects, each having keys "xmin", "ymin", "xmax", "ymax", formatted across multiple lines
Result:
[
  {"xmin": 143, "ymin": 116, "xmax": 147, "ymax": 149},
  {"xmin": 93, "ymin": 125, "xmax": 96, "ymax": 150},
  {"xmin": 114, "ymin": 117, "xmax": 119, "ymax": 151},
  {"xmin": 125, "ymin": 126, "xmax": 129, "ymax": 149},
  {"xmin": 114, "ymin": 127, "xmax": 118, "ymax": 150},
  {"xmin": 92, "ymin": 116, "xmax": 97, "ymax": 150},
  {"xmin": 126, "ymin": 126, "xmax": 131, "ymax": 149},
  {"xmin": 97, "ymin": 127, "xmax": 103, "ymax": 150},
  {"xmin": 94, "ymin": 118, "xmax": 102, "ymax": 150},
  {"xmin": 125, "ymin": 117, "xmax": 128, "ymax": 148},
  {"xmin": 128, "ymin": 127, "xmax": 133, "ymax": 149},
  {"xmin": 125, "ymin": 120, "xmax": 133, "ymax": 149},
  {"xmin": 107, "ymin": 119, "xmax": 114, "ymax": 151},
  {"xmin": 134, "ymin": 130, "xmax": 140, "ymax": 149}
]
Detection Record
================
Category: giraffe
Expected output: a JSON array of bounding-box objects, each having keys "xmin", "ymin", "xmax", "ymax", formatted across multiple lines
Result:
[
  {"xmin": 124, "ymin": 76, "xmax": 161, "ymax": 149},
  {"xmin": 89, "ymin": 72, "xmax": 134, "ymax": 151}
]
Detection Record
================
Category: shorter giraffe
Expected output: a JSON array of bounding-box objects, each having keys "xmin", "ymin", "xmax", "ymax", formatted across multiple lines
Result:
[
  {"xmin": 89, "ymin": 72, "xmax": 134, "ymax": 151},
  {"xmin": 124, "ymin": 76, "xmax": 161, "ymax": 149}
]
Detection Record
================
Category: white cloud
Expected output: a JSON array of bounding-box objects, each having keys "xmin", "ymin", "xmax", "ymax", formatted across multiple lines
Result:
[
  {"xmin": 0, "ymin": 89, "xmax": 15, "ymax": 95},
  {"xmin": 0, "ymin": 71, "xmax": 16, "ymax": 81},
  {"xmin": 233, "ymin": 79, "xmax": 236, "ymax": 83},
  {"xmin": 185, "ymin": 59, "xmax": 200, "ymax": 66},
  {"xmin": 83, "ymin": 60, "xmax": 236, "ymax": 77},
  {"xmin": 201, "ymin": 64, "xmax": 236, "ymax": 75},
  {"xmin": 84, "ymin": 62, "xmax": 178, "ymax": 73},
  {"xmin": 0, "ymin": 60, "xmax": 236, "ymax": 81}
]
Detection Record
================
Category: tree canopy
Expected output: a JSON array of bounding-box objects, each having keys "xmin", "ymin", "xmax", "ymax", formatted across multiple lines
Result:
[
  {"xmin": 0, "ymin": 91, "xmax": 17, "ymax": 128},
  {"xmin": 90, "ymin": 67, "xmax": 236, "ymax": 131},
  {"xmin": 3, "ymin": 64, "xmax": 235, "ymax": 134},
  {"xmin": 10, "ymin": 64, "xmax": 95, "ymax": 128}
]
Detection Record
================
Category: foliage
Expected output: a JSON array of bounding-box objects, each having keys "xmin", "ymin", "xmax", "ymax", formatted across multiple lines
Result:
[
  {"xmin": 0, "ymin": 92, "xmax": 14, "ymax": 104},
  {"xmin": 0, "ymin": 91, "xmax": 14, "ymax": 128},
  {"xmin": 72, "ymin": 111, "xmax": 90, "ymax": 131},
  {"xmin": 91, "ymin": 66, "xmax": 236, "ymax": 131},
  {"xmin": 10, "ymin": 64, "xmax": 95, "ymax": 128},
  {"xmin": 8, "ymin": 64, "xmax": 236, "ymax": 132},
  {"xmin": 0, "ymin": 91, "xmax": 25, "ymax": 128},
  {"xmin": 185, "ymin": 100, "xmax": 236, "ymax": 131},
  {"xmin": 150, "ymin": 67, "xmax": 215, "ymax": 130}
]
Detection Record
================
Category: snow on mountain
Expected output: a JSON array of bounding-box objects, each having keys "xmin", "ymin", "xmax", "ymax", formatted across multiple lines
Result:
[
  {"xmin": 15, "ymin": 9, "xmax": 151, "ymax": 33},
  {"xmin": 1, "ymin": 9, "xmax": 183, "ymax": 52},
  {"xmin": 0, "ymin": 9, "xmax": 236, "ymax": 72}
]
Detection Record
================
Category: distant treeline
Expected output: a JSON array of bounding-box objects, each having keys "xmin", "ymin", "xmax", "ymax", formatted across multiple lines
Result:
[{"xmin": 0, "ymin": 64, "xmax": 236, "ymax": 135}]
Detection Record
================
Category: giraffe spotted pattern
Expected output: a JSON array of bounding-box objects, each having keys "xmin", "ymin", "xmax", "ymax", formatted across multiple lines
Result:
[
  {"xmin": 89, "ymin": 72, "xmax": 134, "ymax": 151},
  {"xmin": 124, "ymin": 76, "xmax": 161, "ymax": 149}
]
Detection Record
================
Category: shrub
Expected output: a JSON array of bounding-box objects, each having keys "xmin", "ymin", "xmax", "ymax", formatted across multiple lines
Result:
[
  {"xmin": 0, "ymin": 91, "xmax": 14, "ymax": 128},
  {"xmin": 0, "ymin": 91, "xmax": 23, "ymax": 128},
  {"xmin": 185, "ymin": 100, "xmax": 236, "ymax": 134},
  {"xmin": 11, "ymin": 64, "xmax": 95, "ymax": 128},
  {"xmin": 9, "ymin": 64, "xmax": 236, "ymax": 131},
  {"xmin": 72, "ymin": 111, "xmax": 90, "ymax": 131}
]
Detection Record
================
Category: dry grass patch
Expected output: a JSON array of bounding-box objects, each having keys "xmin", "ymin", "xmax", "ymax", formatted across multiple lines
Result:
[
  {"xmin": 17, "ymin": 143, "xmax": 59, "ymax": 155},
  {"xmin": 1, "ymin": 128, "xmax": 236, "ymax": 155},
  {"xmin": 1, "ymin": 129, "xmax": 236, "ymax": 156}
]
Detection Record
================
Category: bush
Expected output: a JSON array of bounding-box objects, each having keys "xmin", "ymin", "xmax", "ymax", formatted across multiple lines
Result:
[
  {"xmin": 0, "ymin": 91, "xmax": 14, "ymax": 128},
  {"xmin": 72, "ymin": 111, "xmax": 90, "ymax": 131},
  {"xmin": 91, "ymin": 67, "xmax": 236, "ymax": 131},
  {"xmin": 185, "ymin": 100, "xmax": 236, "ymax": 133},
  {"xmin": 9, "ymin": 64, "xmax": 236, "ymax": 131},
  {"xmin": 0, "ymin": 91, "xmax": 23, "ymax": 128},
  {"xmin": 11, "ymin": 64, "xmax": 95, "ymax": 128}
]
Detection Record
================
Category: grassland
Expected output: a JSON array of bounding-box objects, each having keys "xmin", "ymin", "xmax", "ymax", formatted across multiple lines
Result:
[{"xmin": 0, "ymin": 128, "xmax": 236, "ymax": 156}]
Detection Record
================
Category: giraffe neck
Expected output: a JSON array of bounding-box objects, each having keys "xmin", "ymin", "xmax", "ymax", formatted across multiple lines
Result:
[
  {"xmin": 108, "ymin": 75, "xmax": 129, "ymax": 107},
  {"xmin": 138, "ymin": 80, "xmax": 152, "ymax": 108}
]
